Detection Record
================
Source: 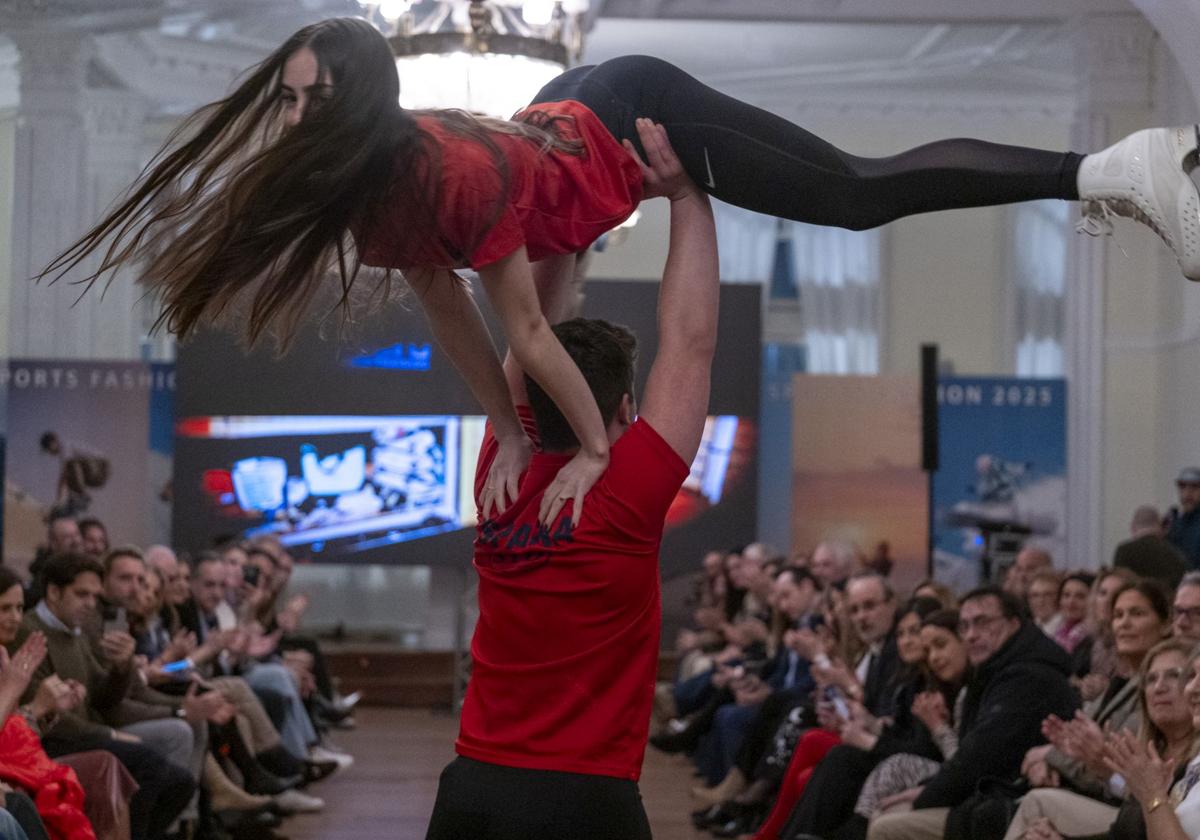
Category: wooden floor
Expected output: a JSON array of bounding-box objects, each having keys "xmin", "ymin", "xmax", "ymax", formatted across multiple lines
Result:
[{"xmin": 287, "ymin": 707, "xmax": 710, "ymax": 840}]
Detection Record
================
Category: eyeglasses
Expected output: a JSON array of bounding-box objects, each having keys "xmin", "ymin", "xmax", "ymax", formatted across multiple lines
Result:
[
  {"xmin": 1175, "ymin": 606, "xmax": 1200, "ymax": 623},
  {"xmin": 1145, "ymin": 667, "xmax": 1192, "ymax": 688},
  {"xmin": 957, "ymin": 614, "xmax": 1005, "ymax": 636}
]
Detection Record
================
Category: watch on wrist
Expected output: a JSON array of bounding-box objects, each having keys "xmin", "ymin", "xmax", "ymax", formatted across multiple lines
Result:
[{"xmin": 1146, "ymin": 795, "xmax": 1167, "ymax": 813}]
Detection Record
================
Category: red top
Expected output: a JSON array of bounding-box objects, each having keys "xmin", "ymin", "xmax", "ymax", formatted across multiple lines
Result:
[
  {"xmin": 456, "ymin": 407, "xmax": 689, "ymax": 781},
  {"xmin": 360, "ymin": 100, "xmax": 644, "ymax": 271}
]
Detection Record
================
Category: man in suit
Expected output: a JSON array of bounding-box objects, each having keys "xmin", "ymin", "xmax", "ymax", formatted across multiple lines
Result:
[{"xmin": 1115, "ymin": 504, "xmax": 1187, "ymax": 588}]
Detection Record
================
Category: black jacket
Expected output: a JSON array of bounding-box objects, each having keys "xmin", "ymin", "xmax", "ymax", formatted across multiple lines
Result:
[
  {"xmin": 913, "ymin": 622, "xmax": 1078, "ymax": 810},
  {"xmin": 1113, "ymin": 533, "xmax": 1188, "ymax": 589},
  {"xmin": 863, "ymin": 632, "xmax": 902, "ymax": 720}
]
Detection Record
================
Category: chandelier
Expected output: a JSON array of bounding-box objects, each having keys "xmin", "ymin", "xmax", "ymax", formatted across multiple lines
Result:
[{"xmin": 359, "ymin": 0, "xmax": 590, "ymax": 119}]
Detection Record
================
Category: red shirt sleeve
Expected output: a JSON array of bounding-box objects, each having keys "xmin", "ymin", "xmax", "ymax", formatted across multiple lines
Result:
[{"xmin": 592, "ymin": 419, "xmax": 691, "ymax": 536}]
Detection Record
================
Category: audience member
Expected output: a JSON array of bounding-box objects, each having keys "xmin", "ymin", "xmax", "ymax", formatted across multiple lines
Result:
[
  {"xmin": 865, "ymin": 587, "xmax": 1078, "ymax": 840},
  {"xmin": 77, "ymin": 519, "xmax": 109, "ymax": 562},
  {"xmin": 1029, "ymin": 570, "xmax": 1065, "ymax": 636},
  {"xmin": 810, "ymin": 542, "xmax": 859, "ymax": 591},
  {"xmin": 1052, "ymin": 571, "xmax": 1094, "ymax": 657},
  {"xmin": 1171, "ymin": 571, "xmax": 1200, "ymax": 646},
  {"xmin": 16, "ymin": 553, "xmax": 195, "ymax": 840},
  {"xmin": 1166, "ymin": 466, "xmax": 1200, "ymax": 569},
  {"xmin": 1002, "ymin": 546, "xmax": 1053, "ymax": 600},
  {"xmin": 1114, "ymin": 504, "xmax": 1187, "ymax": 588}
]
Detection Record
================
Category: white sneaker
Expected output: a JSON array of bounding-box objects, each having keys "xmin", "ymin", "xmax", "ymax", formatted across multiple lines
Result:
[
  {"xmin": 309, "ymin": 745, "xmax": 354, "ymax": 770},
  {"xmin": 1077, "ymin": 125, "xmax": 1200, "ymax": 281},
  {"xmin": 273, "ymin": 789, "xmax": 325, "ymax": 814}
]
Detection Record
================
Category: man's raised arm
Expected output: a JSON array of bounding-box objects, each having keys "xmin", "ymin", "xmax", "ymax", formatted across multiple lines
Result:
[{"xmin": 631, "ymin": 119, "xmax": 720, "ymax": 465}]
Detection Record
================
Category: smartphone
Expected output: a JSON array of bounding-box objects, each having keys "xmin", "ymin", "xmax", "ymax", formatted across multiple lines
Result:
[
  {"xmin": 101, "ymin": 604, "xmax": 127, "ymax": 635},
  {"xmin": 242, "ymin": 565, "xmax": 260, "ymax": 586},
  {"xmin": 161, "ymin": 659, "xmax": 192, "ymax": 675},
  {"xmin": 824, "ymin": 685, "xmax": 850, "ymax": 720}
]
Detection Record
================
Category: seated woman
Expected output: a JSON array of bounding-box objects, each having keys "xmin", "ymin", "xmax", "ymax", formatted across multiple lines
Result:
[
  {"xmin": 738, "ymin": 596, "xmax": 943, "ymax": 840},
  {"xmin": 1025, "ymin": 580, "xmax": 1172, "ymax": 803},
  {"xmin": 1052, "ymin": 573, "xmax": 1095, "ymax": 657},
  {"xmin": 1003, "ymin": 637, "xmax": 1197, "ymax": 840},
  {"xmin": 778, "ymin": 608, "xmax": 969, "ymax": 840},
  {"xmin": 1073, "ymin": 569, "xmax": 1137, "ymax": 699}
]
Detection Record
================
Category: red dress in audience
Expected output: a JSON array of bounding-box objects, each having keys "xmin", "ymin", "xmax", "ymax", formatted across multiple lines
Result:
[
  {"xmin": 753, "ymin": 729, "xmax": 841, "ymax": 840},
  {"xmin": 0, "ymin": 715, "xmax": 95, "ymax": 840}
]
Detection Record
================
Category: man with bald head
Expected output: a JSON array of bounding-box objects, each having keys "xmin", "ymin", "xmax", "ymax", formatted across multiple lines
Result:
[
  {"xmin": 1002, "ymin": 546, "xmax": 1053, "ymax": 600},
  {"xmin": 1114, "ymin": 504, "xmax": 1186, "ymax": 589},
  {"xmin": 810, "ymin": 541, "xmax": 858, "ymax": 590}
]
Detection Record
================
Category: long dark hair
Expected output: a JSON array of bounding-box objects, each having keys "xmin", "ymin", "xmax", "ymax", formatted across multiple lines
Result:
[{"xmin": 39, "ymin": 17, "xmax": 580, "ymax": 349}]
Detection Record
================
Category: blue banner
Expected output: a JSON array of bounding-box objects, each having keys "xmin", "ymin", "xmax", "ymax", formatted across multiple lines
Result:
[{"xmin": 933, "ymin": 377, "xmax": 1067, "ymax": 591}]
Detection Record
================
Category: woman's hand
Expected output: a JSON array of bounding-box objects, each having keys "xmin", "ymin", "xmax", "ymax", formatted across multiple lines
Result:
[
  {"xmin": 912, "ymin": 690, "xmax": 949, "ymax": 732},
  {"xmin": 0, "ymin": 632, "xmax": 47, "ymax": 696},
  {"xmin": 876, "ymin": 786, "xmax": 923, "ymax": 814},
  {"xmin": 623, "ymin": 119, "xmax": 699, "ymax": 203},
  {"xmin": 1103, "ymin": 729, "xmax": 1176, "ymax": 807},
  {"xmin": 1023, "ymin": 817, "xmax": 1064, "ymax": 840},
  {"xmin": 539, "ymin": 448, "xmax": 609, "ymax": 527},
  {"xmin": 482, "ymin": 433, "xmax": 533, "ymax": 520}
]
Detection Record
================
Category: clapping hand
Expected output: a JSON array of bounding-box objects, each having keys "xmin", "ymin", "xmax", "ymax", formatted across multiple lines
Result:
[
  {"xmin": 1103, "ymin": 729, "xmax": 1175, "ymax": 807},
  {"xmin": 0, "ymin": 632, "xmax": 47, "ymax": 695}
]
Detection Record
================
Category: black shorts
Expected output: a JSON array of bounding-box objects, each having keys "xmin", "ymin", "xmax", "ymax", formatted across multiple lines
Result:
[{"xmin": 425, "ymin": 756, "xmax": 653, "ymax": 840}]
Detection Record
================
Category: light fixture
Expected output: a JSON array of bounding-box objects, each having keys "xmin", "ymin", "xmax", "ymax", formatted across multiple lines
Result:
[{"xmin": 359, "ymin": 0, "xmax": 589, "ymax": 119}]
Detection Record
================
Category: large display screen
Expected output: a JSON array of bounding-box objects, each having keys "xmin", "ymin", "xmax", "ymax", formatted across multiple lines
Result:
[{"xmin": 175, "ymin": 282, "xmax": 761, "ymax": 574}]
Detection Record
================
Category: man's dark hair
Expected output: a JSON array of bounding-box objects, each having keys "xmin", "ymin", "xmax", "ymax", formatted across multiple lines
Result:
[
  {"xmin": 192, "ymin": 550, "xmax": 225, "ymax": 573},
  {"xmin": 960, "ymin": 585, "xmax": 1026, "ymax": 621},
  {"xmin": 245, "ymin": 546, "xmax": 278, "ymax": 568},
  {"xmin": 42, "ymin": 553, "xmax": 104, "ymax": 592},
  {"xmin": 78, "ymin": 517, "xmax": 107, "ymax": 536},
  {"xmin": 781, "ymin": 566, "xmax": 819, "ymax": 590},
  {"xmin": 39, "ymin": 431, "xmax": 58, "ymax": 452},
  {"xmin": 0, "ymin": 566, "xmax": 22, "ymax": 597},
  {"xmin": 101, "ymin": 546, "xmax": 144, "ymax": 577},
  {"xmin": 524, "ymin": 318, "xmax": 637, "ymax": 452}
]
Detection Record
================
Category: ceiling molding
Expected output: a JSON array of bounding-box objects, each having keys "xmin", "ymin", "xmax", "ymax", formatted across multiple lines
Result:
[{"xmin": 597, "ymin": 0, "xmax": 1136, "ymax": 24}]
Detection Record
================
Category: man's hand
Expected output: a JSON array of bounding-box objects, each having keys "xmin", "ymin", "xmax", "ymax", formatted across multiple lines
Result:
[
  {"xmin": 30, "ymin": 674, "xmax": 81, "ymax": 719},
  {"xmin": 98, "ymin": 631, "xmax": 136, "ymax": 668},
  {"xmin": 181, "ymin": 682, "xmax": 234, "ymax": 725},
  {"xmin": 623, "ymin": 119, "xmax": 700, "ymax": 203}
]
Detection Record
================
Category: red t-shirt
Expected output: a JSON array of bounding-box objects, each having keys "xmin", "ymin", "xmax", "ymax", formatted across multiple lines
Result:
[
  {"xmin": 360, "ymin": 100, "xmax": 643, "ymax": 271},
  {"xmin": 456, "ymin": 407, "xmax": 689, "ymax": 781}
]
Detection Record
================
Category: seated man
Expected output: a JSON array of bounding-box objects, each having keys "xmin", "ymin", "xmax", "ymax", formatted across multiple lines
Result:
[
  {"xmin": 867, "ymin": 587, "xmax": 1079, "ymax": 840},
  {"xmin": 426, "ymin": 120, "xmax": 720, "ymax": 840},
  {"xmin": 16, "ymin": 552, "xmax": 196, "ymax": 840}
]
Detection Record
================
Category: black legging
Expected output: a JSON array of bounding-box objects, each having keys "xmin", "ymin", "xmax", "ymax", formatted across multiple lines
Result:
[
  {"xmin": 529, "ymin": 55, "xmax": 1083, "ymax": 230},
  {"xmin": 425, "ymin": 756, "xmax": 652, "ymax": 840}
]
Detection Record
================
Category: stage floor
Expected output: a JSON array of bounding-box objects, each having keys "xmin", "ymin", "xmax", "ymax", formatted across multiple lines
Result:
[{"xmin": 287, "ymin": 707, "xmax": 710, "ymax": 840}]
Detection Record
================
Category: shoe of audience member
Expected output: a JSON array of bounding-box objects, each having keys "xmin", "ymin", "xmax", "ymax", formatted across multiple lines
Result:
[
  {"xmin": 333, "ymin": 690, "xmax": 362, "ymax": 712},
  {"xmin": 309, "ymin": 744, "xmax": 354, "ymax": 770},
  {"xmin": 691, "ymin": 767, "xmax": 747, "ymax": 806},
  {"xmin": 242, "ymin": 764, "xmax": 303, "ymax": 796},
  {"xmin": 648, "ymin": 724, "xmax": 699, "ymax": 754},
  {"xmin": 330, "ymin": 714, "xmax": 357, "ymax": 731},
  {"xmin": 691, "ymin": 802, "xmax": 742, "ymax": 830},
  {"xmin": 227, "ymin": 809, "xmax": 284, "ymax": 840},
  {"xmin": 301, "ymin": 759, "xmax": 339, "ymax": 786},
  {"xmin": 256, "ymin": 745, "xmax": 305, "ymax": 779},
  {"xmin": 273, "ymin": 788, "xmax": 326, "ymax": 814},
  {"xmin": 712, "ymin": 812, "xmax": 758, "ymax": 839},
  {"xmin": 652, "ymin": 683, "xmax": 677, "ymax": 728}
]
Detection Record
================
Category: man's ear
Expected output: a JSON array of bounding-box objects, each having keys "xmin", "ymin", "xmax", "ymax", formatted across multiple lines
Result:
[{"xmin": 619, "ymin": 393, "xmax": 635, "ymax": 426}]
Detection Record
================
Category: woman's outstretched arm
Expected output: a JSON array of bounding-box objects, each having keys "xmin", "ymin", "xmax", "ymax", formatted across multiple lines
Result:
[
  {"xmin": 479, "ymin": 247, "xmax": 609, "ymax": 526},
  {"xmin": 406, "ymin": 266, "xmax": 531, "ymax": 518}
]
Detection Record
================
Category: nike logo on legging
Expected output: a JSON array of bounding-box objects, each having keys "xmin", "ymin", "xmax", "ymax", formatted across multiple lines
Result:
[{"xmin": 703, "ymin": 147, "xmax": 716, "ymax": 189}]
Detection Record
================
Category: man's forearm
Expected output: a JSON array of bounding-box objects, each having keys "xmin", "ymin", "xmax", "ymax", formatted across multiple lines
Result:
[{"xmin": 659, "ymin": 190, "xmax": 719, "ymax": 354}]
